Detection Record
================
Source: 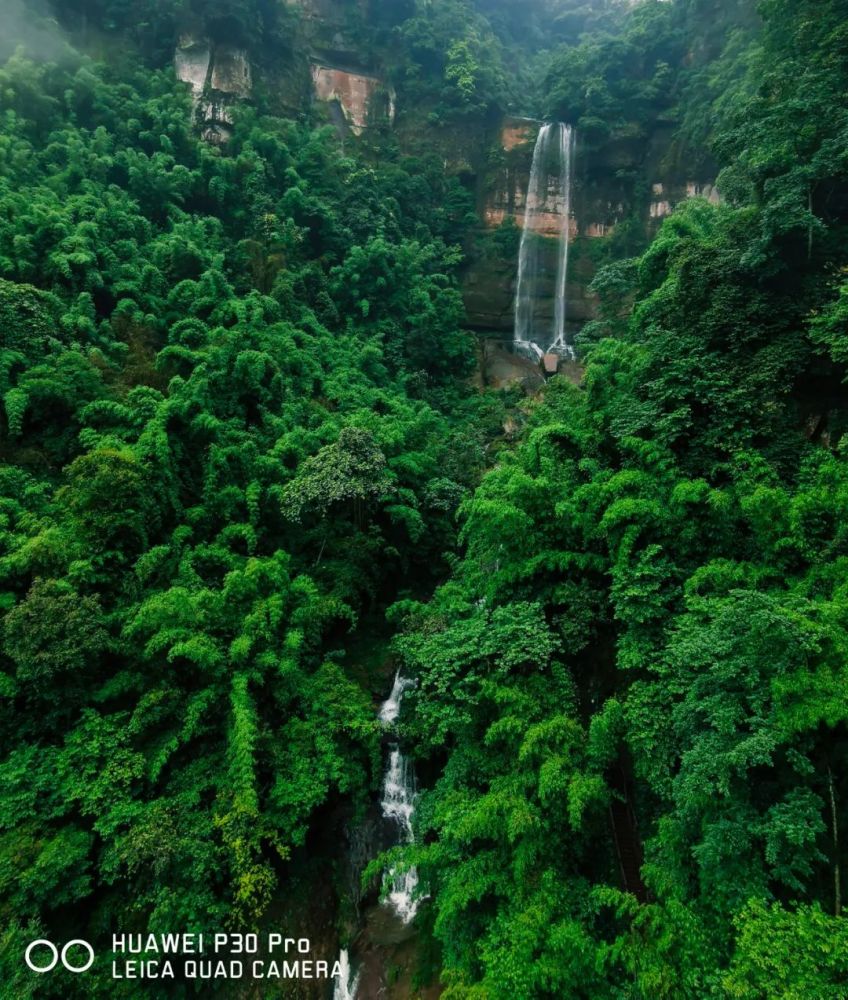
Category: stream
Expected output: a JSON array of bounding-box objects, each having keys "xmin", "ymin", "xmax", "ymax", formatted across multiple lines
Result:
[{"xmin": 333, "ymin": 670, "xmax": 421, "ymax": 998}]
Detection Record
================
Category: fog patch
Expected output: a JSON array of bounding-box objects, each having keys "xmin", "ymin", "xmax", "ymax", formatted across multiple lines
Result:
[{"xmin": 0, "ymin": 0, "xmax": 72, "ymax": 63}]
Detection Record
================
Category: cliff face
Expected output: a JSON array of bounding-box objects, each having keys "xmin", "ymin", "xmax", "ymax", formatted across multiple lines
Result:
[
  {"xmin": 173, "ymin": 3, "xmax": 718, "ymax": 340},
  {"xmin": 175, "ymin": 32, "xmax": 253, "ymax": 144},
  {"xmin": 174, "ymin": 0, "xmax": 395, "ymax": 143},
  {"xmin": 310, "ymin": 64, "xmax": 395, "ymax": 133},
  {"xmin": 464, "ymin": 118, "xmax": 719, "ymax": 334}
]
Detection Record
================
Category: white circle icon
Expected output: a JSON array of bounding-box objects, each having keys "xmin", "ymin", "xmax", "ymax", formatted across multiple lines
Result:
[
  {"xmin": 24, "ymin": 940, "xmax": 58, "ymax": 973},
  {"xmin": 61, "ymin": 940, "xmax": 95, "ymax": 973},
  {"xmin": 24, "ymin": 938, "xmax": 95, "ymax": 973}
]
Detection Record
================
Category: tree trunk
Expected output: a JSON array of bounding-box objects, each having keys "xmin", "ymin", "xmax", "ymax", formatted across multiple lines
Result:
[
  {"xmin": 808, "ymin": 186, "xmax": 814, "ymax": 260},
  {"xmin": 828, "ymin": 765, "xmax": 841, "ymax": 917}
]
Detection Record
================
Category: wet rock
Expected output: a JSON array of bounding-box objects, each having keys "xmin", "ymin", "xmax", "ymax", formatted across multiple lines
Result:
[
  {"xmin": 482, "ymin": 341, "xmax": 545, "ymax": 392},
  {"xmin": 463, "ymin": 258, "xmax": 515, "ymax": 332},
  {"xmin": 174, "ymin": 35, "xmax": 252, "ymax": 144},
  {"xmin": 211, "ymin": 45, "xmax": 251, "ymax": 98},
  {"xmin": 174, "ymin": 33, "xmax": 210, "ymax": 100},
  {"xmin": 348, "ymin": 904, "xmax": 442, "ymax": 1000},
  {"xmin": 310, "ymin": 64, "xmax": 395, "ymax": 134},
  {"xmin": 500, "ymin": 116, "xmax": 538, "ymax": 151}
]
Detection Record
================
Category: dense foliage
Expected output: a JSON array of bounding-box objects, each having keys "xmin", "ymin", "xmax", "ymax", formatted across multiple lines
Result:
[
  {"xmin": 394, "ymin": 0, "xmax": 848, "ymax": 997},
  {"xmin": 0, "ymin": 10, "xmax": 499, "ymax": 996}
]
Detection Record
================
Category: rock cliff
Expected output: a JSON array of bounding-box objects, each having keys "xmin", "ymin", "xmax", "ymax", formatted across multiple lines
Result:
[
  {"xmin": 463, "ymin": 118, "xmax": 720, "ymax": 334},
  {"xmin": 173, "ymin": 2, "xmax": 718, "ymax": 343}
]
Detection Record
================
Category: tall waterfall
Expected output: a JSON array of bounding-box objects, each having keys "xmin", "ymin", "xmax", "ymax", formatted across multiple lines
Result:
[{"xmin": 513, "ymin": 122, "xmax": 576, "ymax": 358}]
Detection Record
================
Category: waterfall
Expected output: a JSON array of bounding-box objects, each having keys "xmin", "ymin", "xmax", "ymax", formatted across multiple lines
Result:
[
  {"xmin": 335, "ymin": 673, "xmax": 421, "ymax": 992},
  {"xmin": 378, "ymin": 670, "xmax": 413, "ymax": 725},
  {"xmin": 333, "ymin": 948, "xmax": 359, "ymax": 1000},
  {"xmin": 513, "ymin": 122, "xmax": 576, "ymax": 359},
  {"xmin": 550, "ymin": 123, "xmax": 576, "ymax": 354},
  {"xmin": 378, "ymin": 673, "xmax": 421, "ymax": 924},
  {"xmin": 382, "ymin": 746, "xmax": 415, "ymax": 837},
  {"xmin": 381, "ymin": 745, "xmax": 420, "ymax": 923}
]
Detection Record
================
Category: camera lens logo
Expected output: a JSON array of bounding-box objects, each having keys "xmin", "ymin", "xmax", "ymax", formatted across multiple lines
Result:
[{"xmin": 24, "ymin": 940, "xmax": 95, "ymax": 974}]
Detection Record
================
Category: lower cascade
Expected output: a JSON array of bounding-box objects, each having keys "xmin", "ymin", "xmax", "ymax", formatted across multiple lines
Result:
[
  {"xmin": 513, "ymin": 121, "xmax": 577, "ymax": 359},
  {"xmin": 380, "ymin": 743, "xmax": 420, "ymax": 923},
  {"xmin": 332, "ymin": 672, "xmax": 421, "ymax": 998},
  {"xmin": 378, "ymin": 670, "xmax": 413, "ymax": 725},
  {"xmin": 332, "ymin": 949, "xmax": 359, "ymax": 1000}
]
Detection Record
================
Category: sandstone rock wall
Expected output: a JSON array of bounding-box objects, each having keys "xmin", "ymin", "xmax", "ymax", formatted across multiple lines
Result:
[
  {"xmin": 174, "ymin": 33, "xmax": 210, "ymax": 99},
  {"xmin": 175, "ymin": 34, "xmax": 251, "ymax": 144},
  {"xmin": 172, "ymin": 10, "xmax": 715, "ymax": 339},
  {"xmin": 211, "ymin": 46, "xmax": 252, "ymax": 98},
  {"xmin": 175, "ymin": 9, "xmax": 394, "ymax": 142},
  {"xmin": 463, "ymin": 117, "xmax": 720, "ymax": 332},
  {"xmin": 310, "ymin": 64, "xmax": 395, "ymax": 134}
]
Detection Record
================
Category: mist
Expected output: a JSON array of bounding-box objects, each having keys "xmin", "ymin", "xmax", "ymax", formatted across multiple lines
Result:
[{"xmin": 0, "ymin": 0, "xmax": 71, "ymax": 63}]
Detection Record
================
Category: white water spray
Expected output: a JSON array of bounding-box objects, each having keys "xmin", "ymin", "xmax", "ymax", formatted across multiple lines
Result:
[
  {"xmin": 513, "ymin": 122, "xmax": 576, "ymax": 358},
  {"xmin": 333, "ymin": 948, "xmax": 359, "ymax": 1000},
  {"xmin": 382, "ymin": 746, "xmax": 415, "ymax": 837},
  {"xmin": 333, "ymin": 674, "xmax": 421, "ymax": 991},
  {"xmin": 378, "ymin": 670, "xmax": 413, "ymax": 725},
  {"xmin": 551, "ymin": 124, "xmax": 576, "ymax": 354},
  {"xmin": 378, "ymin": 673, "xmax": 421, "ymax": 923},
  {"xmin": 380, "ymin": 744, "xmax": 420, "ymax": 923}
]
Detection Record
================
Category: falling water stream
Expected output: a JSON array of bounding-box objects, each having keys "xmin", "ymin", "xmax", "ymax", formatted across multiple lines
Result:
[
  {"xmin": 381, "ymin": 744, "xmax": 420, "ymax": 923},
  {"xmin": 379, "ymin": 671, "xmax": 420, "ymax": 924},
  {"xmin": 332, "ymin": 671, "xmax": 420, "ymax": 997},
  {"xmin": 378, "ymin": 670, "xmax": 413, "ymax": 725},
  {"xmin": 330, "ymin": 127, "xmax": 575, "ymax": 997},
  {"xmin": 513, "ymin": 122, "xmax": 576, "ymax": 359},
  {"xmin": 332, "ymin": 949, "xmax": 359, "ymax": 1000}
]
